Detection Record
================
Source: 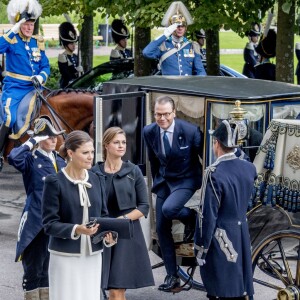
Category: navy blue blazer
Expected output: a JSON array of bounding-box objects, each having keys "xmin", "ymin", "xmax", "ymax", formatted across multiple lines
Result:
[
  {"xmin": 42, "ymin": 170, "xmax": 108, "ymax": 255},
  {"xmin": 143, "ymin": 118, "xmax": 203, "ymax": 194}
]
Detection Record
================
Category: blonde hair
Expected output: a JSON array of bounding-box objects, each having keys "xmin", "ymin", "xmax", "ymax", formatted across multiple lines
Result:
[{"xmin": 102, "ymin": 127, "xmax": 126, "ymax": 161}]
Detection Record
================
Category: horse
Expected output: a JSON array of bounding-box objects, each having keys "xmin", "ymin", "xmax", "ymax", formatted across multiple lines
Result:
[{"xmin": 3, "ymin": 88, "xmax": 96, "ymax": 161}]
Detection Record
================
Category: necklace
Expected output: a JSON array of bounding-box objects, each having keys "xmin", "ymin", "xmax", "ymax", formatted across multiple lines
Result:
[{"xmin": 105, "ymin": 161, "xmax": 122, "ymax": 173}]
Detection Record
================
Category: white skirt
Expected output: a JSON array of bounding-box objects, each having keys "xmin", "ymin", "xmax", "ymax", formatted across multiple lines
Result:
[{"xmin": 49, "ymin": 251, "xmax": 102, "ymax": 300}]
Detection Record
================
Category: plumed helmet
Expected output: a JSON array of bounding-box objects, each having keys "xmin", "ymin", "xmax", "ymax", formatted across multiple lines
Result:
[
  {"xmin": 245, "ymin": 22, "xmax": 261, "ymax": 37},
  {"xmin": 27, "ymin": 116, "xmax": 65, "ymax": 137},
  {"xmin": 111, "ymin": 19, "xmax": 130, "ymax": 44},
  {"xmin": 195, "ymin": 29, "xmax": 205, "ymax": 39},
  {"xmin": 161, "ymin": 1, "xmax": 193, "ymax": 27},
  {"xmin": 7, "ymin": 0, "xmax": 42, "ymax": 24},
  {"xmin": 256, "ymin": 29, "xmax": 277, "ymax": 58},
  {"xmin": 212, "ymin": 120, "xmax": 239, "ymax": 148},
  {"xmin": 59, "ymin": 22, "xmax": 78, "ymax": 46}
]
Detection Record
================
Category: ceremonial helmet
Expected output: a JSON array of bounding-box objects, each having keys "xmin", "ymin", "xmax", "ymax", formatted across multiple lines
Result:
[
  {"xmin": 195, "ymin": 29, "xmax": 206, "ymax": 39},
  {"xmin": 256, "ymin": 29, "xmax": 277, "ymax": 58},
  {"xmin": 161, "ymin": 1, "xmax": 193, "ymax": 27},
  {"xmin": 27, "ymin": 116, "xmax": 65, "ymax": 137},
  {"xmin": 7, "ymin": 0, "xmax": 42, "ymax": 24},
  {"xmin": 245, "ymin": 22, "xmax": 261, "ymax": 37},
  {"xmin": 59, "ymin": 22, "xmax": 78, "ymax": 46},
  {"xmin": 111, "ymin": 19, "xmax": 130, "ymax": 43},
  {"xmin": 212, "ymin": 120, "xmax": 239, "ymax": 148}
]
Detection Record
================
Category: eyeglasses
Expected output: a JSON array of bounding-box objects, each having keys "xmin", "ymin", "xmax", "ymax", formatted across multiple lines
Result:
[{"xmin": 154, "ymin": 112, "xmax": 173, "ymax": 119}]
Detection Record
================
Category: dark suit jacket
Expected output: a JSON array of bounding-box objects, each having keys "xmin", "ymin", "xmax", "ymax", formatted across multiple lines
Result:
[
  {"xmin": 143, "ymin": 118, "xmax": 203, "ymax": 194},
  {"xmin": 42, "ymin": 170, "xmax": 108, "ymax": 255}
]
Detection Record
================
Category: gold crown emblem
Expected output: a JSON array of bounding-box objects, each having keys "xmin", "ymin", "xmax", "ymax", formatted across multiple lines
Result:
[{"xmin": 169, "ymin": 14, "xmax": 187, "ymax": 26}]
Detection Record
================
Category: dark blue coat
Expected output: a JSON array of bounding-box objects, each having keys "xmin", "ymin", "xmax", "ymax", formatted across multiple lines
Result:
[
  {"xmin": 92, "ymin": 160, "xmax": 149, "ymax": 217},
  {"xmin": 194, "ymin": 155, "xmax": 256, "ymax": 297},
  {"xmin": 143, "ymin": 118, "xmax": 203, "ymax": 194},
  {"xmin": 143, "ymin": 35, "xmax": 206, "ymax": 76},
  {"xmin": 242, "ymin": 42, "xmax": 259, "ymax": 78},
  {"xmin": 42, "ymin": 170, "xmax": 108, "ymax": 255},
  {"xmin": 8, "ymin": 145, "xmax": 66, "ymax": 261}
]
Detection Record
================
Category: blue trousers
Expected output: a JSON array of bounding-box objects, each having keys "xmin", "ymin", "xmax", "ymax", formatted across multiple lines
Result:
[
  {"xmin": 22, "ymin": 229, "xmax": 49, "ymax": 291},
  {"xmin": 156, "ymin": 184, "xmax": 195, "ymax": 276}
]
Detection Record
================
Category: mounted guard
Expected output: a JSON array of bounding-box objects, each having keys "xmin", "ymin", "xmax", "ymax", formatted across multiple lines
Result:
[
  {"xmin": 142, "ymin": 1, "xmax": 206, "ymax": 76},
  {"xmin": 0, "ymin": 0, "xmax": 50, "ymax": 171}
]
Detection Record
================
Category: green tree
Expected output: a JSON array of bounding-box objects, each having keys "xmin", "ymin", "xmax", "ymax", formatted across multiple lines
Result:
[{"xmin": 276, "ymin": 0, "xmax": 295, "ymax": 83}]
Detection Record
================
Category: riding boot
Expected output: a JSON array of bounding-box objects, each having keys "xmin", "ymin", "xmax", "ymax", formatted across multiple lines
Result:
[
  {"xmin": 24, "ymin": 288, "xmax": 40, "ymax": 300},
  {"xmin": 0, "ymin": 124, "xmax": 10, "ymax": 172},
  {"xmin": 39, "ymin": 287, "xmax": 49, "ymax": 300}
]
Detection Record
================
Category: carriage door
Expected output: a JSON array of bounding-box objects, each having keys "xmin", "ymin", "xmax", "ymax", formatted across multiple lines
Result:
[{"xmin": 93, "ymin": 92, "xmax": 147, "ymax": 174}]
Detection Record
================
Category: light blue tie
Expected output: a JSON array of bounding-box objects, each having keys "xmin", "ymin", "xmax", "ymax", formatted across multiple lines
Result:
[{"xmin": 163, "ymin": 131, "xmax": 171, "ymax": 157}]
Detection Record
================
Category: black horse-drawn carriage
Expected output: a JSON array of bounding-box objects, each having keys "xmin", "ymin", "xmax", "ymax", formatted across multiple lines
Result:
[{"xmin": 92, "ymin": 76, "xmax": 300, "ymax": 299}]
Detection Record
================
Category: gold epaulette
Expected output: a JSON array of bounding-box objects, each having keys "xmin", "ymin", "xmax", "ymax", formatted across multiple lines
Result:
[{"xmin": 33, "ymin": 35, "xmax": 45, "ymax": 51}]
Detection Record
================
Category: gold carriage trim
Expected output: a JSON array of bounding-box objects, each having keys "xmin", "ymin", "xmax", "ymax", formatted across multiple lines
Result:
[
  {"xmin": 6, "ymin": 71, "xmax": 32, "ymax": 81},
  {"xmin": 286, "ymin": 145, "xmax": 300, "ymax": 172}
]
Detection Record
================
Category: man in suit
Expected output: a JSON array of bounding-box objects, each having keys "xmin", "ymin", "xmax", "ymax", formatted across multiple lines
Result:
[{"xmin": 143, "ymin": 95, "xmax": 203, "ymax": 292}]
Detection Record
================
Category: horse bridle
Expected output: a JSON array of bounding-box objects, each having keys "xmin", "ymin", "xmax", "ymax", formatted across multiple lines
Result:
[{"xmin": 34, "ymin": 86, "xmax": 74, "ymax": 140}]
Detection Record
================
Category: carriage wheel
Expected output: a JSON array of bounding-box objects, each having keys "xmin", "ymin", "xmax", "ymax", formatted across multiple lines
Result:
[{"xmin": 252, "ymin": 230, "xmax": 300, "ymax": 299}]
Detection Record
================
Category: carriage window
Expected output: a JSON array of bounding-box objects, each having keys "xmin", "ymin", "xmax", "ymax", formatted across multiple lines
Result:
[
  {"xmin": 272, "ymin": 103, "xmax": 300, "ymax": 119},
  {"xmin": 207, "ymin": 102, "xmax": 266, "ymax": 165}
]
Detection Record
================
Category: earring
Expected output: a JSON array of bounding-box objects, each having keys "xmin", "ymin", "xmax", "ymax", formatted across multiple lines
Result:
[{"xmin": 70, "ymin": 157, "xmax": 72, "ymax": 162}]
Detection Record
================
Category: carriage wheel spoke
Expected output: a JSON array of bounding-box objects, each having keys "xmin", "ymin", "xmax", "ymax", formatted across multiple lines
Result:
[
  {"xmin": 260, "ymin": 248, "xmax": 289, "ymax": 286},
  {"xmin": 277, "ymin": 238, "xmax": 294, "ymax": 285},
  {"xmin": 295, "ymin": 241, "xmax": 300, "ymax": 286}
]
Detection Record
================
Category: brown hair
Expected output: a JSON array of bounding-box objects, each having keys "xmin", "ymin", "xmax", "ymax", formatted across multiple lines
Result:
[
  {"xmin": 154, "ymin": 95, "xmax": 175, "ymax": 110},
  {"xmin": 102, "ymin": 127, "xmax": 126, "ymax": 161},
  {"xmin": 59, "ymin": 130, "xmax": 93, "ymax": 161}
]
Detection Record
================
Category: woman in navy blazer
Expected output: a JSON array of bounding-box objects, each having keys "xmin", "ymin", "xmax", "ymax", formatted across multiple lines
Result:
[{"xmin": 42, "ymin": 130, "xmax": 115, "ymax": 300}]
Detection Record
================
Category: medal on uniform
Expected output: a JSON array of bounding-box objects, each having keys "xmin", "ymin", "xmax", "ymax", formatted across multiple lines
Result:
[
  {"xmin": 32, "ymin": 47, "xmax": 41, "ymax": 62},
  {"xmin": 25, "ymin": 44, "xmax": 30, "ymax": 51},
  {"xmin": 189, "ymin": 49, "xmax": 195, "ymax": 57},
  {"xmin": 183, "ymin": 49, "xmax": 189, "ymax": 57}
]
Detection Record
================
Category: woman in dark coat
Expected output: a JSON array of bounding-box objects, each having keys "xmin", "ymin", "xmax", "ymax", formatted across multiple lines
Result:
[
  {"xmin": 42, "ymin": 130, "xmax": 115, "ymax": 300},
  {"xmin": 92, "ymin": 126, "xmax": 154, "ymax": 300}
]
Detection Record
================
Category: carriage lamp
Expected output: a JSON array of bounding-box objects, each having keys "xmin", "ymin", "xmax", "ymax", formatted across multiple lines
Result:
[{"xmin": 229, "ymin": 100, "xmax": 249, "ymax": 146}]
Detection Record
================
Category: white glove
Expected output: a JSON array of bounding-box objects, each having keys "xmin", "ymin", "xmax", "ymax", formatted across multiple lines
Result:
[
  {"xmin": 196, "ymin": 257, "xmax": 206, "ymax": 266},
  {"xmin": 23, "ymin": 135, "xmax": 49, "ymax": 149},
  {"xmin": 32, "ymin": 135, "xmax": 49, "ymax": 144},
  {"xmin": 10, "ymin": 18, "xmax": 26, "ymax": 34},
  {"xmin": 164, "ymin": 23, "xmax": 179, "ymax": 38},
  {"xmin": 31, "ymin": 75, "xmax": 44, "ymax": 85},
  {"xmin": 75, "ymin": 66, "xmax": 84, "ymax": 73}
]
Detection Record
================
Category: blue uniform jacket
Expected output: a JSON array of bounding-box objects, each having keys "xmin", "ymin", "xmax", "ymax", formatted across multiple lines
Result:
[
  {"xmin": 242, "ymin": 42, "xmax": 259, "ymax": 78},
  {"xmin": 194, "ymin": 156, "xmax": 257, "ymax": 297},
  {"xmin": 143, "ymin": 118, "xmax": 203, "ymax": 194},
  {"xmin": 0, "ymin": 31, "xmax": 50, "ymax": 127},
  {"xmin": 8, "ymin": 145, "xmax": 66, "ymax": 261},
  {"xmin": 42, "ymin": 170, "xmax": 108, "ymax": 255},
  {"xmin": 143, "ymin": 35, "xmax": 206, "ymax": 76}
]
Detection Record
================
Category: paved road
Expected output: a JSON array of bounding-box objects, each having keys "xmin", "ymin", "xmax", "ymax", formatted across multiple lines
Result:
[{"xmin": 0, "ymin": 163, "xmax": 277, "ymax": 300}]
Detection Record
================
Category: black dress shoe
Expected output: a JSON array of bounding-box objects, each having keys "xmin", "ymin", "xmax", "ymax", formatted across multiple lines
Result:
[
  {"xmin": 158, "ymin": 275, "xmax": 180, "ymax": 292},
  {"xmin": 183, "ymin": 210, "xmax": 196, "ymax": 243}
]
